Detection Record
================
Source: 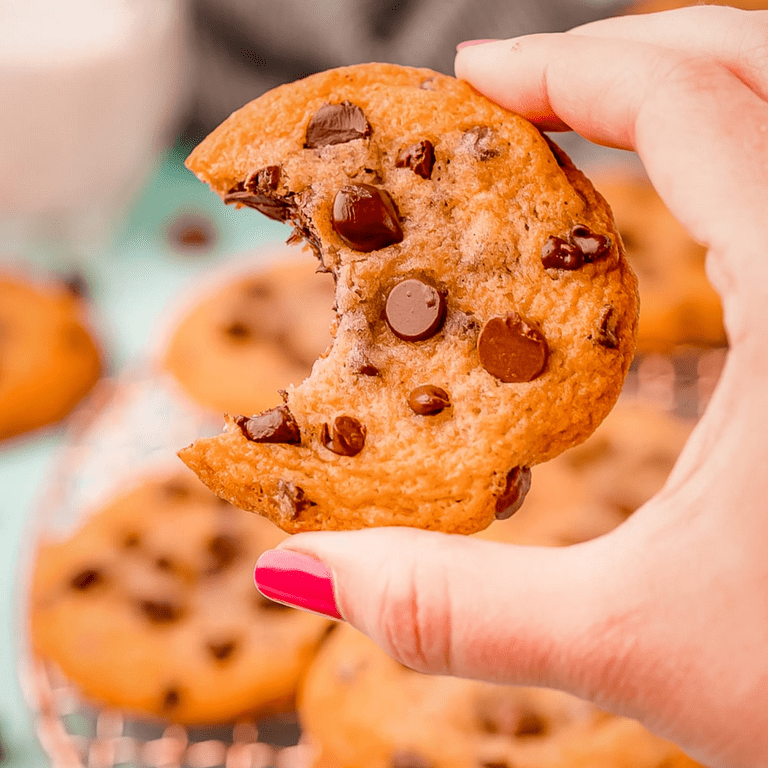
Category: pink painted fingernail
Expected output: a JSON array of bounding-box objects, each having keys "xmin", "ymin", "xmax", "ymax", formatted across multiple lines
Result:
[
  {"xmin": 254, "ymin": 550, "xmax": 343, "ymax": 621},
  {"xmin": 456, "ymin": 38, "xmax": 498, "ymax": 51}
]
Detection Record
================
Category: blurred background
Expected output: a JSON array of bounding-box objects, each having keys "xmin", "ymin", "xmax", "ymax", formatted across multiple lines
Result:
[{"xmin": 0, "ymin": 0, "xmax": 751, "ymax": 765}]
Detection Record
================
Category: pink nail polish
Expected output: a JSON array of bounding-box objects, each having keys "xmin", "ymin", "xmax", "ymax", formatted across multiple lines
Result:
[
  {"xmin": 456, "ymin": 38, "xmax": 498, "ymax": 51},
  {"xmin": 254, "ymin": 550, "xmax": 343, "ymax": 621}
]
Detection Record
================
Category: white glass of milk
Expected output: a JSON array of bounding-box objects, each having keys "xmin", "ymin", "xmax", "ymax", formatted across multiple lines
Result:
[{"xmin": 0, "ymin": 0, "xmax": 190, "ymax": 265}]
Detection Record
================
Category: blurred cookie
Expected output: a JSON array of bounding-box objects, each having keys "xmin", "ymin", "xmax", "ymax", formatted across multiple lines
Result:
[
  {"xmin": 594, "ymin": 173, "xmax": 726, "ymax": 352},
  {"xmin": 181, "ymin": 62, "xmax": 638, "ymax": 535},
  {"xmin": 30, "ymin": 470, "xmax": 331, "ymax": 724},
  {"xmin": 0, "ymin": 273, "xmax": 102, "ymax": 440},
  {"xmin": 629, "ymin": 0, "xmax": 767, "ymax": 13},
  {"xmin": 480, "ymin": 404, "xmax": 694, "ymax": 547},
  {"xmin": 299, "ymin": 623, "xmax": 701, "ymax": 768},
  {"xmin": 163, "ymin": 257, "xmax": 335, "ymax": 415}
]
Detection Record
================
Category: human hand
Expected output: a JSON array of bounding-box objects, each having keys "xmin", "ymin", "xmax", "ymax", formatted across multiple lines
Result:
[{"xmin": 255, "ymin": 8, "xmax": 768, "ymax": 767}]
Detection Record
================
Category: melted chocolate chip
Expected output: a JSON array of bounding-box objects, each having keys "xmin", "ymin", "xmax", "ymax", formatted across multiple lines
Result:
[
  {"xmin": 206, "ymin": 534, "xmax": 240, "ymax": 575},
  {"xmin": 478, "ymin": 314, "xmax": 548, "ymax": 383},
  {"xmin": 234, "ymin": 406, "xmax": 301, "ymax": 444},
  {"xmin": 408, "ymin": 385, "xmax": 450, "ymax": 415},
  {"xmin": 305, "ymin": 101, "xmax": 371, "ymax": 148},
  {"xmin": 322, "ymin": 416, "xmax": 366, "ymax": 457},
  {"xmin": 396, "ymin": 140, "xmax": 435, "ymax": 179},
  {"xmin": 494, "ymin": 467, "xmax": 532, "ymax": 520},
  {"xmin": 277, "ymin": 481, "xmax": 317, "ymax": 520},
  {"xmin": 70, "ymin": 568, "xmax": 104, "ymax": 591},
  {"xmin": 597, "ymin": 305, "xmax": 619, "ymax": 349},
  {"xmin": 462, "ymin": 126, "xmax": 498, "ymax": 160},
  {"xmin": 207, "ymin": 639, "xmax": 238, "ymax": 662},
  {"xmin": 332, "ymin": 184, "xmax": 403, "ymax": 252},
  {"xmin": 541, "ymin": 236, "xmax": 583, "ymax": 271},
  {"xmin": 139, "ymin": 600, "xmax": 184, "ymax": 624},
  {"xmin": 570, "ymin": 225, "xmax": 611, "ymax": 262},
  {"xmin": 161, "ymin": 688, "xmax": 181, "ymax": 710},
  {"xmin": 385, "ymin": 279, "xmax": 446, "ymax": 342},
  {"xmin": 359, "ymin": 363, "xmax": 380, "ymax": 376},
  {"xmin": 224, "ymin": 166, "xmax": 291, "ymax": 222},
  {"xmin": 541, "ymin": 225, "xmax": 611, "ymax": 271},
  {"xmin": 391, "ymin": 750, "xmax": 434, "ymax": 768}
]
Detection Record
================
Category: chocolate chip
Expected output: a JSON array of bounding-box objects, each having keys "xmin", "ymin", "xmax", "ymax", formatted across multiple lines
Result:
[
  {"xmin": 70, "ymin": 568, "xmax": 104, "ymax": 591},
  {"xmin": 391, "ymin": 750, "xmax": 434, "ymax": 768},
  {"xmin": 322, "ymin": 416, "xmax": 366, "ymax": 457},
  {"xmin": 167, "ymin": 213, "xmax": 215, "ymax": 251},
  {"xmin": 570, "ymin": 225, "xmax": 611, "ymax": 262},
  {"xmin": 222, "ymin": 320, "xmax": 253, "ymax": 341},
  {"xmin": 597, "ymin": 305, "xmax": 619, "ymax": 349},
  {"xmin": 305, "ymin": 101, "xmax": 371, "ymax": 148},
  {"xmin": 139, "ymin": 600, "xmax": 184, "ymax": 624},
  {"xmin": 122, "ymin": 532, "xmax": 141, "ymax": 549},
  {"xmin": 359, "ymin": 363, "xmax": 380, "ymax": 376},
  {"xmin": 480, "ymin": 763, "xmax": 510, "ymax": 768},
  {"xmin": 63, "ymin": 272, "xmax": 89, "ymax": 298},
  {"xmin": 277, "ymin": 481, "xmax": 317, "ymax": 520},
  {"xmin": 224, "ymin": 166, "xmax": 291, "ymax": 222},
  {"xmin": 541, "ymin": 226, "xmax": 611, "ymax": 271},
  {"xmin": 207, "ymin": 640, "xmax": 238, "ymax": 662},
  {"xmin": 396, "ymin": 140, "xmax": 435, "ymax": 179},
  {"xmin": 161, "ymin": 479, "xmax": 191, "ymax": 500},
  {"xmin": 385, "ymin": 279, "xmax": 446, "ymax": 342},
  {"xmin": 332, "ymin": 184, "xmax": 403, "ymax": 252},
  {"xmin": 254, "ymin": 592, "xmax": 292, "ymax": 612},
  {"xmin": 155, "ymin": 556, "xmax": 175, "ymax": 572},
  {"xmin": 515, "ymin": 710, "xmax": 547, "ymax": 736},
  {"xmin": 541, "ymin": 236, "xmax": 583, "ymax": 270},
  {"xmin": 462, "ymin": 126, "xmax": 498, "ymax": 160},
  {"xmin": 477, "ymin": 700, "xmax": 546, "ymax": 737},
  {"xmin": 161, "ymin": 688, "xmax": 181, "ymax": 710},
  {"xmin": 206, "ymin": 534, "xmax": 240, "ymax": 575},
  {"xmin": 234, "ymin": 406, "xmax": 301, "ymax": 444},
  {"xmin": 478, "ymin": 314, "xmax": 548, "ymax": 383},
  {"xmin": 494, "ymin": 467, "xmax": 532, "ymax": 520},
  {"xmin": 408, "ymin": 385, "xmax": 450, "ymax": 415}
]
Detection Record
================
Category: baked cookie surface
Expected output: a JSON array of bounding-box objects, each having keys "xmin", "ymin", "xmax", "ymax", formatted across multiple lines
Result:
[
  {"xmin": 29, "ymin": 470, "xmax": 331, "ymax": 724},
  {"xmin": 181, "ymin": 63, "xmax": 639, "ymax": 534},
  {"xmin": 0, "ymin": 273, "xmax": 102, "ymax": 440},
  {"xmin": 594, "ymin": 174, "xmax": 725, "ymax": 352},
  {"xmin": 299, "ymin": 623, "xmax": 701, "ymax": 768},
  {"xmin": 163, "ymin": 257, "xmax": 335, "ymax": 415}
]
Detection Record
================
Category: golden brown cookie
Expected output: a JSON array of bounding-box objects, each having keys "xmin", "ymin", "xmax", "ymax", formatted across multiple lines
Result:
[
  {"xmin": 478, "ymin": 403, "xmax": 694, "ymax": 547},
  {"xmin": 180, "ymin": 63, "xmax": 639, "ymax": 535},
  {"xmin": 593, "ymin": 173, "xmax": 725, "ymax": 352},
  {"xmin": 629, "ymin": 0, "xmax": 767, "ymax": 13},
  {"xmin": 29, "ymin": 470, "xmax": 331, "ymax": 724},
  {"xmin": 162, "ymin": 257, "xmax": 335, "ymax": 415},
  {"xmin": 0, "ymin": 272, "xmax": 102, "ymax": 440},
  {"xmin": 299, "ymin": 623, "xmax": 701, "ymax": 768}
]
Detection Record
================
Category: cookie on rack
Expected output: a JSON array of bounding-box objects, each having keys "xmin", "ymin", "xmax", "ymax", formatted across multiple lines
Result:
[
  {"xmin": 180, "ymin": 63, "xmax": 639, "ymax": 535},
  {"xmin": 593, "ymin": 172, "xmax": 725, "ymax": 353},
  {"xmin": 299, "ymin": 623, "xmax": 702, "ymax": 768},
  {"xmin": 0, "ymin": 272, "xmax": 102, "ymax": 440},
  {"xmin": 163, "ymin": 256, "xmax": 335, "ymax": 415},
  {"xmin": 30, "ymin": 470, "xmax": 332, "ymax": 724}
]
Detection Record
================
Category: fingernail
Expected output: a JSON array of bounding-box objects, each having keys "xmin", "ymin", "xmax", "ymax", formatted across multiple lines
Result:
[
  {"xmin": 456, "ymin": 38, "xmax": 498, "ymax": 51},
  {"xmin": 254, "ymin": 549, "xmax": 343, "ymax": 621}
]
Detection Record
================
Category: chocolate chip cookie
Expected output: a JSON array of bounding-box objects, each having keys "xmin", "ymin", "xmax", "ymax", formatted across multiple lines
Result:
[
  {"xmin": 163, "ymin": 256, "xmax": 335, "ymax": 415},
  {"xmin": 180, "ymin": 63, "xmax": 639, "ymax": 534},
  {"xmin": 594, "ymin": 172, "xmax": 725, "ymax": 353},
  {"xmin": 0, "ymin": 272, "xmax": 102, "ymax": 440},
  {"xmin": 299, "ymin": 623, "xmax": 702, "ymax": 768},
  {"xmin": 29, "ymin": 470, "xmax": 332, "ymax": 724}
]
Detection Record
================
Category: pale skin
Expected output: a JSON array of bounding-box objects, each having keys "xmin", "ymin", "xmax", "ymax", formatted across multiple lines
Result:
[{"xmin": 277, "ymin": 8, "xmax": 768, "ymax": 767}]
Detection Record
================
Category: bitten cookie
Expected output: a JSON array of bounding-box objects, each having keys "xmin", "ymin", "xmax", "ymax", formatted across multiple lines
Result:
[
  {"xmin": 30, "ymin": 470, "xmax": 331, "ymax": 724},
  {"xmin": 163, "ymin": 257, "xmax": 335, "ymax": 415},
  {"xmin": 180, "ymin": 63, "xmax": 639, "ymax": 535},
  {"xmin": 0, "ymin": 273, "xmax": 102, "ymax": 440},
  {"xmin": 299, "ymin": 623, "xmax": 702, "ymax": 768},
  {"xmin": 593, "ymin": 173, "xmax": 725, "ymax": 352}
]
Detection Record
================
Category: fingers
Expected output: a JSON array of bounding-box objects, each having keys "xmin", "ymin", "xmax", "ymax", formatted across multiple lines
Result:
[
  {"xmin": 261, "ymin": 527, "xmax": 636, "ymax": 696},
  {"xmin": 454, "ymin": 30, "xmax": 768, "ymax": 339},
  {"xmin": 571, "ymin": 6, "xmax": 768, "ymax": 102}
]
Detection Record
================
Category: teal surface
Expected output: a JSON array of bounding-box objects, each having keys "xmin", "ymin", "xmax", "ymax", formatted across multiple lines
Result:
[{"xmin": 0, "ymin": 143, "xmax": 291, "ymax": 766}]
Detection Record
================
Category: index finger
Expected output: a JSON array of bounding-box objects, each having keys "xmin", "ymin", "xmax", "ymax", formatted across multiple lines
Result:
[{"xmin": 454, "ymin": 31, "xmax": 768, "ymax": 340}]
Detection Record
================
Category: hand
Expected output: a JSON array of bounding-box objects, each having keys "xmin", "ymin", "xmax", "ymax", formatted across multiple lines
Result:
[{"xmin": 255, "ymin": 8, "xmax": 768, "ymax": 767}]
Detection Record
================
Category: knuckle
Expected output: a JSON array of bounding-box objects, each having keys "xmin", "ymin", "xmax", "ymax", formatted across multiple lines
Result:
[{"xmin": 374, "ymin": 554, "xmax": 454, "ymax": 675}]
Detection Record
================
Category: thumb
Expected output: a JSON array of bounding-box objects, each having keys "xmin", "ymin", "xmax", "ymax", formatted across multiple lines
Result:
[{"xmin": 254, "ymin": 526, "xmax": 630, "ymax": 696}]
